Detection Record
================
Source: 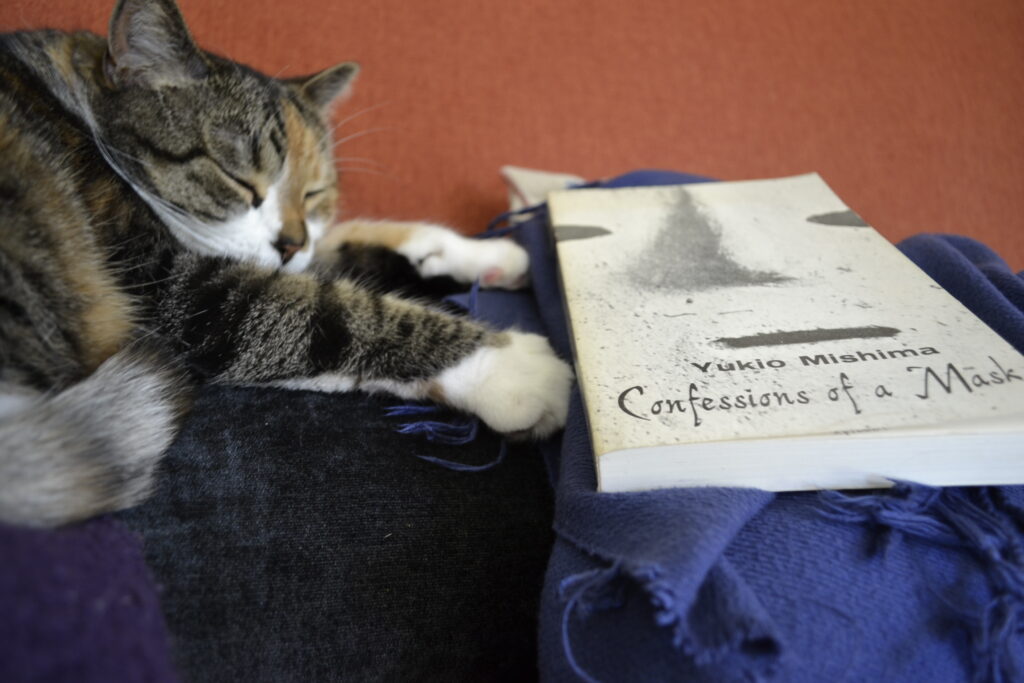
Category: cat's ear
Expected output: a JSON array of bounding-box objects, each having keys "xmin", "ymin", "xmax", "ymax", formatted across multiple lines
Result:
[
  {"xmin": 105, "ymin": 0, "xmax": 208, "ymax": 88},
  {"xmin": 288, "ymin": 62, "xmax": 360, "ymax": 111}
]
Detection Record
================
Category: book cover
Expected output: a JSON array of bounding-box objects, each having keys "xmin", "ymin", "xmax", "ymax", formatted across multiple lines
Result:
[{"xmin": 548, "ymin": 174, "xmax": 1024, "ymax": 492}]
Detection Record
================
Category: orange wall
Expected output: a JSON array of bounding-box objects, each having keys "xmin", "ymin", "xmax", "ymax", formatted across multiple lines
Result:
[{"xmin": 5, "ymin": 0, "xmax": 1023, "ymax": 268}]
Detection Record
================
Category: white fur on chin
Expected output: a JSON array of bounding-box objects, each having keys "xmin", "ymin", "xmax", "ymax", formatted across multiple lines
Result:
[{"xmin": 143, "ymin": 173, "xmax": 324, "ymax": 273}]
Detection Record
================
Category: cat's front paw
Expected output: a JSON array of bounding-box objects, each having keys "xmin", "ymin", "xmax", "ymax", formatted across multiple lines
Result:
[
  {"xmin": 435, "ymin": 332, "xmax": 574, "ymax": 439},
  {"xmin": 400, "ymin": 224, "xmax": 530, "ymax": 290}
]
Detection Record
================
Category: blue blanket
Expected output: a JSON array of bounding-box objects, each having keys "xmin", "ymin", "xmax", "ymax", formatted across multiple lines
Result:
[
  {"xmin": 2, "ymin": 170, "xmax": 1021, "ymax": 682},
  {"xmin": 513, "ymin": 171, "xmax": 1024, "ymax": 682}
]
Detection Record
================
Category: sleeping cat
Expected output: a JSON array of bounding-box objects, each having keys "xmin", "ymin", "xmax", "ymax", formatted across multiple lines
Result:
[{"xmin": 0, "ymin": 0, "xmax": 573, "ymax": 528}]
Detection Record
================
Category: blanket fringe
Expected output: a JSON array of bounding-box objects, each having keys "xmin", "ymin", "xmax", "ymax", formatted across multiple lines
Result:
[
  {"xmin": 820, "ymin": 484, "xmax": 1024, "ymax": 683},
  {"xmin": 558, "ymin": 561, "xmax": 624, "ymax": 683},
  {"xmin": 557, "ymin": 557, "xmax": 778, "ymax": 682},
  {"xmin": 383, "ymin": 405, "xmax": 507, "ymax": 472}
]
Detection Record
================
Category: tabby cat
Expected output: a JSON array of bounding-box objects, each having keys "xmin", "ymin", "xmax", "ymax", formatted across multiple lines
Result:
[{"xmin": 0, "ymin": 0, "xmax": 573, "ymax": 527}]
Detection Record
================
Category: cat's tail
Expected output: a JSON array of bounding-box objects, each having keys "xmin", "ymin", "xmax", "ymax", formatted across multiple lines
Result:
[{"xmin": 0, "ymin": 344, "xmax": 193, "ymax": 528}]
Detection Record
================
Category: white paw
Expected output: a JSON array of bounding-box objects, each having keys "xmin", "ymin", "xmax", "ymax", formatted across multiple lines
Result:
[
  {"xmin": 435, "ymin": 332, "xmax": 574, "ymax": 439},
  {"xmin": 399, "ymin": 224, "xmax": 530, "ymax": 289}
]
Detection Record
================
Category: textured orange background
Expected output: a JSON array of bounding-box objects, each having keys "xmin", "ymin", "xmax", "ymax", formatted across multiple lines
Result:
[{"xmin": 5, "ymin": 0, "xmax": 1023, "ymax": 268}]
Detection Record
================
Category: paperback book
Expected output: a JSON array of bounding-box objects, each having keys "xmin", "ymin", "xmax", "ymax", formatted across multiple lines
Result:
[{"xmin": 548, "ymin": 174, "xmax": 1024, "ymax": 492}]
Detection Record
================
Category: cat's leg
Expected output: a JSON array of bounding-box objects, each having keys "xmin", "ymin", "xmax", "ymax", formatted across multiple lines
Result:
[
  {"xmin": 314, "ymin": 220, "xmax": 530, "ymax": 290},
  {"xmin": 310, "ymin": 240, "xmax": 467, "ymax": 302},
  {"xmin": 154, "ymin": 253, "xmax": 572, "ymax": 439}
]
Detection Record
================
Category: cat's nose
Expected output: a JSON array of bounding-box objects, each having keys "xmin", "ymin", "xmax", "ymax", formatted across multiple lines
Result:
[{"xmin": 273, "ymin": 235, "xmax": 304, "ymax": 265}]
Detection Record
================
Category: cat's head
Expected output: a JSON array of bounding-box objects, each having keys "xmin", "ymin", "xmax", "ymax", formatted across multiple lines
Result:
[{"xmin": 89, "ymin": 0, "xmax": 357, "ymax": 272}]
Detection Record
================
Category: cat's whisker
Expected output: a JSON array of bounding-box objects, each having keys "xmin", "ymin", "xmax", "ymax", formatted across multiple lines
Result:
[
  {"xmin": 100, "ymin": 141, "xmax": 149, "ymax": 167},
  {"xmin": 332, "ymin": 159, "xmax": 389, "ymax": 174},
  {"xmin": 335, "ymin": 167, "xmax": 388, "ymax": 178},
  {"xmin": 331, "ymin": 127, "xmax": 389, "ymax": 150},
  {"xmin": 136, "ymin": 318, "xmax": 195, "ymax": 349},
  {"xmin": 321, "ymin": 101, "xmax": 390, "ymax": 143},
  {"xmin": 119, "ymin": 271, "xmax": 189, "ymax": 291},
  {"xmin": 111, "ymin": 231, "xmax": 155, "ymax": 249},
  {"xmin": 122, "ymin": 324, "xmax": 163, "ymax": 346},
  {"xmin": 332, "ymin": 156, "xmax": 385, "ymax": 167},
  {"xmin": 111, "ymin": 260, "xmax": 157, "ymax": 276},
  {"xmin": 334, "ymin": 156, "xmax": 384, "ymax": 168}
]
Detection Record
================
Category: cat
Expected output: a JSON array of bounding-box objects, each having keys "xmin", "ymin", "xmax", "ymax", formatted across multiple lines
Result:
[{"xmin": 0, "ymin": 0, "xmax": 573, "ymax": 528}]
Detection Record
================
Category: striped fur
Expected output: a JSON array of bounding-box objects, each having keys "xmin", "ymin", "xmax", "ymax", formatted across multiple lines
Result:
[
  {"xmin": 0, "ymin": 345, "xmax": 191, "ymax": 527},
  {"xmin": 0, "ymin": 0, "xmax": 571, "ymax": 527}
]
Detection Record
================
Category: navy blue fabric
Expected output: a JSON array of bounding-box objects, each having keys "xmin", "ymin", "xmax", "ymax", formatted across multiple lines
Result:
[
  {"xmin": 899, "ymin": 234, "xmax": 1024, "ymax": 355},
  {"xmin": 116, "ymin": 386, "xmax": 554, "ymax": 682},
  {"xmin": 511, "ymin": 171, "xmax": 1024, "ymax": 682}
]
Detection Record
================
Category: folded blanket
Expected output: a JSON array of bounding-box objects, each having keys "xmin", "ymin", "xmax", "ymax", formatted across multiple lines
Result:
[{"xmin": 519, "ymin": 170, "xmax": 1024, "ymax": 682}]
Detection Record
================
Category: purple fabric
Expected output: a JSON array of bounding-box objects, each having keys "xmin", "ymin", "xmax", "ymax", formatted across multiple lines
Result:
[
  {"xmin": 516, "ymin": 170, "xmax": 1024, "ymax": 682},
  {"xmin": 0, "ymin": 518, "xmax": 177, "ymax": 682}
]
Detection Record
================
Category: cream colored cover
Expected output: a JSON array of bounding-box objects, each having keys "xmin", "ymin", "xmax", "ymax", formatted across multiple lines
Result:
[{"xmin": 549, "ymin": 174, "xmax": 1024, "ymax": 491}]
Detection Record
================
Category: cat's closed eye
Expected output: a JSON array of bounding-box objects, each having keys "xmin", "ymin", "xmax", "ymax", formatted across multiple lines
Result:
[{"xmin": 220, "ymin": 170, "xmax": 264, "ymax": 208}]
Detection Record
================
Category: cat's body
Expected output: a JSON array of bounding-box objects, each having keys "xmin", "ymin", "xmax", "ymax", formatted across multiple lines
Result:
[{"xmin": 0, "ymin": 0, "xmax": 572, "ymax": 528}]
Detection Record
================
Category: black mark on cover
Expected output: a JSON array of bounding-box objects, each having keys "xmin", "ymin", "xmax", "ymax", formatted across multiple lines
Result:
[
  {"xmin": 807, "ymin": 210, "xmax": 869, "ymax": 227},
  {"xmin": 554, "ymin": 225, "xmax": 612, "ymax": 241},
  {"xmin": 715, "ymin": 326, "xmax": 901, "ymax": 348}
]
